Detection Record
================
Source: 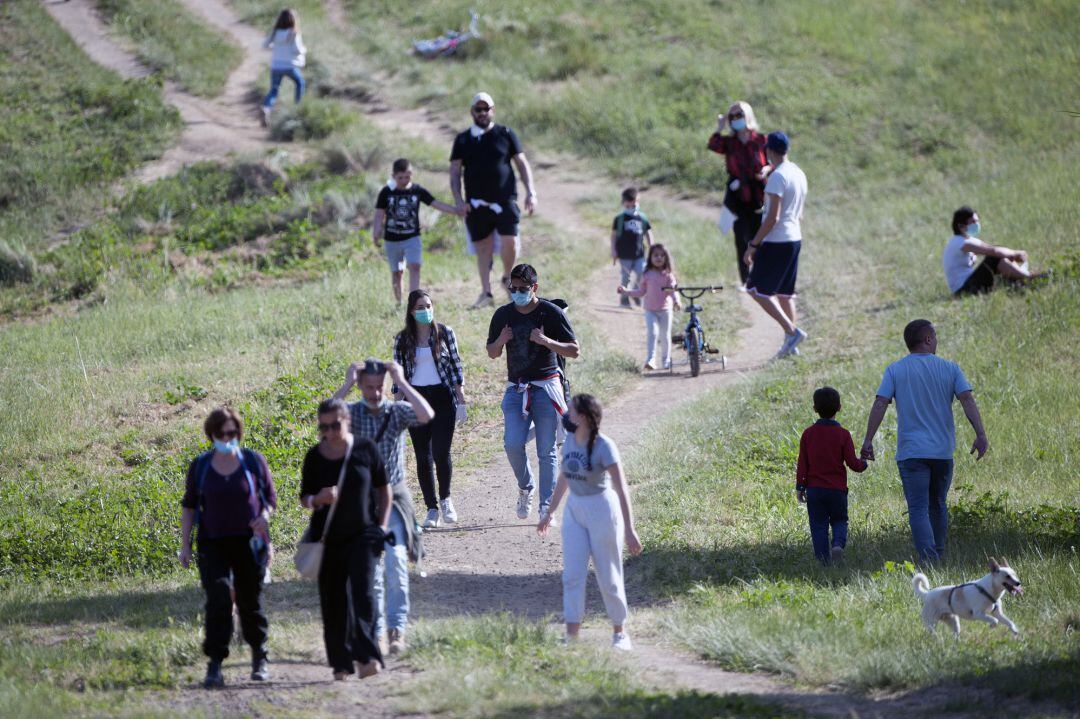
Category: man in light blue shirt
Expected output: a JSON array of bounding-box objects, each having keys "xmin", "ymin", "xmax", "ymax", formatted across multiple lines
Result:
[{"xmin": 861, "ymin": 320, "xmax": 988, "ymax": 561}]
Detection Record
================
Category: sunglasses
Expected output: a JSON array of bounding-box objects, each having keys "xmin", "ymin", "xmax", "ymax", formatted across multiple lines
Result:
[
  {"xmin": 214, "ymin": 430, "xmax": 239, "ymax": 440},
  {"xmin": 317, "ymin": 420, "xmax": 342, "ymax": 433},
  {"xmin": 472, "ymin": 105, "xmax": 492, "ymax": 113},
  {"xmin": 729, "ymin": 112, "xmax": 744, "ymax": 120},
  {"xmin": 508, "ymin": 283, "xmax": 532, "ymax": 292}
]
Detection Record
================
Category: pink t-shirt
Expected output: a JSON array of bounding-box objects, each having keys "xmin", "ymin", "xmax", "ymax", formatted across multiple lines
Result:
[{"xmin": 625, "ymin": 268, "xmax": 677, "ymax": 312}]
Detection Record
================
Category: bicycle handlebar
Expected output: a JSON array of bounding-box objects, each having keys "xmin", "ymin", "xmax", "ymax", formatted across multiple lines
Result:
[{"xmin": 662, "ymin": 285, "xmax": 723, "ymax": 300}]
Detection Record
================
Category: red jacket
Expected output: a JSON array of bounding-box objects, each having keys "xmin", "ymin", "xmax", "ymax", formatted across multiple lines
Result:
[{"xmin": 796, "ymin": 420, "xmax": 868, "ymax": 492}]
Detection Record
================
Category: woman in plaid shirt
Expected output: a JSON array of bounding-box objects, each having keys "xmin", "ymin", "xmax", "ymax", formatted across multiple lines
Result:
[{"xmin": 393, "ymin": 290, "xmax": 467, "ymax": 527}]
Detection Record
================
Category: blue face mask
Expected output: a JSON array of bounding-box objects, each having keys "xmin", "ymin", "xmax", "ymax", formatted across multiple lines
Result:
[
  {"xmin": 414, "ymin": 308, "xmax": 434, "ymax": 325},
  {"xmin": 623, "ymin": 205, "xmax": 638, "ymax": 215},
  {"xmin": 730, "ymin": 117, "xmax": 747, "ymax": 131},
  {"xmin": 213, "ymin": 438, "xmax": 239, "ymax": 454},
  {"xmin": 511, "ymin": 290, "xmax": 533, "ymax": 306},
  {"xmin": 966, "ymin": 222, "xmax": 981, "ymax": 238}
]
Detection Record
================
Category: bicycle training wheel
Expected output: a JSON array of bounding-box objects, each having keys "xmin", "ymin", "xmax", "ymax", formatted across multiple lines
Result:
[{"xmin": 688, "ymin": 327, "xmax": 701, "ymax": 377}]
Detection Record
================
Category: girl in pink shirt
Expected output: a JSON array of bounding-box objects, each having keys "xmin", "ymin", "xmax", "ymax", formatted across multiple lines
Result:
[{"xmin": 618, "ymin": 244, "xmax": 681, "ymax": 370}]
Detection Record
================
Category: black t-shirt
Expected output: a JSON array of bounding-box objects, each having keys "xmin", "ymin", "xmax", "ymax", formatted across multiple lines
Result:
[
  {"xmin": 375, "ymin": 184, "xmax": 436, "ymax": 242},
  {"xmin": 450, "ymin": 125, "xmax": 525, "ymax": 202},
  {"xmin": 300, "ymin": 439, "xmax": 387, "ymax": 543},
  {"xmin": 486, "ymin": 299, "xmax": 576, "ymax": 382},
  {"xmin": 612, "ymin": 211, "xmax": 652, "ymax": 260}
]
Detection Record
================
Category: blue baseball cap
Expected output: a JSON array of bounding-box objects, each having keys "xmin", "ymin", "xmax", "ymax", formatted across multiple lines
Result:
[{"xmin": 766, "ymin": 131, "xmax": 790, "ymax": 155}]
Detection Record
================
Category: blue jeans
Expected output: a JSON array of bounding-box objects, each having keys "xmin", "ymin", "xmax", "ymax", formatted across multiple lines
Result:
[
  {"xmin": 262, "ymin": 67, "xmax": 304, "ymax": 108},
  {"xmin": 896, "ymin": 458, "xmax": 954, "ymax": 561},
  {"xmin": 501, "ymin": 385, "xmax": 559, "ymax": 513},
  {"xmin": 619, "ymin": 257, "xmax": 646, "ymax": 303},
  {"xmin": 805, "ymin": 487, "xmax": 848, "ymax": 563},
  {"xmin": 373, "ymin": 505, "xmax": 409, "ymax": 636}
]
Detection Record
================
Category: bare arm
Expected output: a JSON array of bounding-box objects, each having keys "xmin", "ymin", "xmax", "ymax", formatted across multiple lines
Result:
[
  {"xmin": 534, "ymin": 333, "xmax": 580, "ymax": 359},
  {"xmin": 536, "ymin": 472, "xmax": 570, "ymax": 536},
  {"xmin": 957, "ymin": 390, "xmax": 989, "ymax": 459},
  {"xmin": 449, "ymin": 160, "xmax": 466, "ymax": 207},
  {"xmin": 374, "ymin": 484, "xmax": 392, "ymax": 530},
  {"xmin": 749, "ymin": 193, "xmax": 781, "ymax": 248},
  {"xmin": 610, "ymin": 231, "xmax": 618, "ymax": 262},
  {"xmin": 389, "ymin": 363, "xmax": 434, "ymax": 424},
  {"xmin": 512, "ymin": 153, "xmax": 537, "ymax": 214},
  {"xmin": 178, "ymin": 507, "xmax": 196, "ymax": 567},
  {"xmin": 861, "ymin": 395, "xmax": 891, "ymax": 460},
  {"xmin": 964, "ymin": 241, "xmax": 1025, "ymax": 263},
  {"xmin": 609, "ymin": 462, "xmax": 641, "ymax": 554},
  {"xmin": 372, "ymin": 208, "xmax": 385, "ymax": 246},
  {"xmin": 431, "ymin": 199, "xmax": 460, "ymax": 215}
]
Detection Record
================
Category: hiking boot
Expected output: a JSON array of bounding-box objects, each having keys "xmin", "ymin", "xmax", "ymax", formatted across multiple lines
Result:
[
  {"xmin": 440, "ymin": 497, "xmax": 458, "ymax": 524},
  {"xmin": 612, "ymin": 632, "xmax": 633, "ymax": 651},
  {"xmin": 470, "ymin": 291, "xmax": 494, "ymax": 309},
  {"xmin": 203, "ymin": 660, "xmax": 224, "ymax": 689},
  {"xmin": 250, "ymin": 655, "xmax": 269, "ymax": 682},
  {"xmin": 357, "ymin": 659, "xmax": 381, "ymax": 678},
  {"xmin": 387, "ymin": 629, "xmax": 406, "ymax": 656},
  {"xmin": 516, "ymin": 488, "xmax": 534, "ymax": 520},
  {"xmin": 423, "ymin": 508, "xmax": 441, "ymax": 529},
  {"xmin": 831, "ymin": 546, "xmax": 844, "ymax": 564}
]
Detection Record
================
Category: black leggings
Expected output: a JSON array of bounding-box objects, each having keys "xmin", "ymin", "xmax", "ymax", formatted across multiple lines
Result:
[
  {"xmin": 732, "ymin": 210, "xmax": 762, "ymax": 285},
  {"xmin": 409, "ymin": 384, "xmax": 456, "ymax": 510}
]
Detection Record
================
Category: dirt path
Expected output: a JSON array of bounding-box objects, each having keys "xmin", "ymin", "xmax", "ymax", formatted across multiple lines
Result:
[{"xmin": 43, "ymin": 0, "xmax": 269, "ymax": 183}]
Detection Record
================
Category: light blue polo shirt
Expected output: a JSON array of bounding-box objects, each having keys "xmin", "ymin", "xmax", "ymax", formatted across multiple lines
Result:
[{"xmin": 876, "ymin": 353, "xmax": 973, "ymax": 461}]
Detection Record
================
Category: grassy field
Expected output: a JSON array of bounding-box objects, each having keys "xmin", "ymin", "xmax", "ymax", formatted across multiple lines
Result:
[
  {"xmin": 96, "ymin": 0, "xmax": 243, "ymax": 97},
  {"xmin": 2, "ymin": 0, "xmax": 1079, "ymax": 715}
]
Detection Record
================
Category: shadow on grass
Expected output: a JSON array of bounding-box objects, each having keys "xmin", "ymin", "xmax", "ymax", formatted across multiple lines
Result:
[{"xmin": 482, "ymin": 692, "xmax": 809, "ymax": 719}]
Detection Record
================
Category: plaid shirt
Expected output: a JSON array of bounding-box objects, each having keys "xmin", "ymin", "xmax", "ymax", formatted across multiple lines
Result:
[
  {"xmin": 707, "ymin": 131, "xmax": 769, "ymax": 210},
  {"xmin": 348, "ymin": 399, "xmax": 420, "ymax": 486},
  {"xmin": 392, "ymin": 324, "xmax": 464, "ymax": 395}
]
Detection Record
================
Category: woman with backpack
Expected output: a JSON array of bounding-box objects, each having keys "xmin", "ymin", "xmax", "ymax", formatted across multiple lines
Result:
[
  {"xmin": 393, "ymin": 289, "xmax": 467, "ymax": 528},
  {"xmin": 179, "ymin": 407, "xmax": 277, "ymax": 689},
  {"xmin": 300, "ymin": 398, "xmax": 391, "ymax": 680}
]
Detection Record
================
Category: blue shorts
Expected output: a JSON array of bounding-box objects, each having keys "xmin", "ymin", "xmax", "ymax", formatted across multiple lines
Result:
[
  {"xmin": 747, "ymin": 241, "xmax": 801, "ymax": 298},
  {"xmin": 384, "ymin": 235, "xmax": 423, "ymax": 272}
]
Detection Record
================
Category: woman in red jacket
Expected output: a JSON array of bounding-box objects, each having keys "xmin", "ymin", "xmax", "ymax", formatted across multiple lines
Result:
[{"xmin": 707, "ymin": 101, "xmax": 770, "ymax": 287}]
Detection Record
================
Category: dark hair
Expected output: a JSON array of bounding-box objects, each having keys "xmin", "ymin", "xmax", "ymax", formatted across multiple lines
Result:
[
  {"xmin": 398, "ymin": 289, "xmax": 444, "ymax": 365},
  {"xmin": 392, "ymin": 158, "xmax": 411, "ymax": 174},
  {"xmin": 572, "ymin": 394, "xmax": 603, "ymax": 470},
  {"xmin": 647, "ymin": 243, "xmax": 675, "ymax": 274},
  {"xmin": 274, "ymin": 9, "xmax": 297, "ymax": 30},
  {"xmin": 621, "ymin": 187, "xmax": 638, "ymax": 203},
  {"xmin": 359, "ymin": 358, "xmax": 386, "ymax": 377},
  {"xmin": 952, "ymin": 206, "xmax": 976, "ymax": 235},
  {"xmin": 204, "ymin": 406, "xmax": 244, "ymax": 441},
  {"xmin": 903, "ymin": 319, "xmax": 935, "ymax": 350},
  {"xmin": 510, "ymin": 263, "xmax": 538, "ymax": 285},
  {"xmin": 317, "ymin": 397, "xmax": 348, "ymax": 418},
  {"xmin": 812, "ymin": 387, "xmax": 841, "ymax": 419}
]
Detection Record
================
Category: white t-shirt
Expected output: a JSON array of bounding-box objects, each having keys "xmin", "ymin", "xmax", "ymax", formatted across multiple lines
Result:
[
  {"xmin": 411, "ymin": 347, "xmax": 441, "ymax": 386},
  {"xmin": 761, "ymin": 160, "xmax": 808, "ymax": 243},
  {"xmin": 942, "ymin": 235, "xmax": 986, "ymax": 293},
  {"xmin": 265, "ymin": 29, "xmax": 306, "ymax": 69}
]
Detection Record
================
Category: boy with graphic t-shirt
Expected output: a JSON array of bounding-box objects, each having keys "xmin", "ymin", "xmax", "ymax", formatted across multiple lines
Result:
[
  {"xmin": 374, "ymin": 158, "xmax": 461, "ymax": 304},
  {"xmin": 610, "ymin": 187, "xmax": 653, "ymax": 308}
]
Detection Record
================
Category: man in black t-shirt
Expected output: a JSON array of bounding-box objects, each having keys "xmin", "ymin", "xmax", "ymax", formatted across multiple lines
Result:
[
  {"xmin": 487, "ymin": 264, "xmax": 578, "ymax": 521},
  {"xmin": 374, "ymin": 158, "xmax": 462, "ymax": 304},
  {"xmin": 450, "ymin": 92, "xmax": 538, "ymax": 309}
]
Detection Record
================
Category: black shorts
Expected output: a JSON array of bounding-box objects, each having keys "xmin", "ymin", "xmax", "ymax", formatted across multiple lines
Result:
[
  {"xmin": 747, "ymin": 241, "xmax": 801, "ymax": 298},
  {"xmin": 955, "ymin": 256, "xmax": 1000, "ymax": 296},
  {"xmin": 465, "ymin": 201, "xmax": 520, "ymax": 241}
]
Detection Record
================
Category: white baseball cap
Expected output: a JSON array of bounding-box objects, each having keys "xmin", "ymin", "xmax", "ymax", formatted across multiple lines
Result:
[{"xmin": 471, "ymin": 92, "xmax": 494, "ymax": 108}]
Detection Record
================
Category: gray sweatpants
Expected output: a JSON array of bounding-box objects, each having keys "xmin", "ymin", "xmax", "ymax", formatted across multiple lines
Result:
[{"xmin": 561, "ymin": 490, "xmax": 628, "ymax": 625}]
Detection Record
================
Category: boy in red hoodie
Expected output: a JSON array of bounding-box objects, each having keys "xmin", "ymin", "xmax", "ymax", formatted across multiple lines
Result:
[{"xmin": 797, "ymin": 387, "xmax": 868, "ymax": 564}]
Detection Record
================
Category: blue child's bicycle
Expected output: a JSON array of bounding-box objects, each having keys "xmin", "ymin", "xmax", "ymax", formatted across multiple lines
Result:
[{"xmin": 665, "ymin": 285, "xmax": 727, "ymax": 377}]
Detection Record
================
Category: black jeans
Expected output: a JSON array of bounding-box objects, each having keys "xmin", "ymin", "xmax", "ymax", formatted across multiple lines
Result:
[
  {"xmin": 805, "ymin": 488, "xmax": 848, "ymax": 562},
  {"xmin": 409, "ymin": 384, "xmax": 456, "ymax": 510},
  {"xmin": 732, "ymin": 210, "xmax": 762, "ymax": 285},
  {"xmin": 319, "ymin": 534, "xmax": 383, "ymax": 672},
  {"xmin": 197, "ymin": 536, "xmax": 268, "ymax": 662}
]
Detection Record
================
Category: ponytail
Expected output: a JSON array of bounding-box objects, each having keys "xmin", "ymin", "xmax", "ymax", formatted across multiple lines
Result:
[{"xmin": 571, "ymin": 394, "xmax": 603, "ymax": 471}]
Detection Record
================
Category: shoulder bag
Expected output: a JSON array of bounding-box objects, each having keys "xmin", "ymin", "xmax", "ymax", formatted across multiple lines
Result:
[{"xmin": 294, "ymin": 436, "xmax": 353, "ymax": 579}]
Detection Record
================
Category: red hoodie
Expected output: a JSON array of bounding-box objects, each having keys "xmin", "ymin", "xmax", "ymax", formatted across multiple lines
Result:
[{"xmin": 796, "ymin": 419, "xmax": 868, "ymax": 492}]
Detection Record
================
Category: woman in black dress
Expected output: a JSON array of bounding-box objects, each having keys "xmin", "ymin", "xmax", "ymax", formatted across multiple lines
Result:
[{"xmin": 300, "ymin": 398, "xmax": 391, "ymax": 680}]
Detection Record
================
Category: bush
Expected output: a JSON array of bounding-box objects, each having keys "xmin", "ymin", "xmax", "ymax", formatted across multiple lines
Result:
[
  {"xmin": 269, "ymin": 99, "xmax": 355, "ymax": 141},
  {"xmin": 0, "ymin": 242, "xmax": 34, "ymax": 285}
]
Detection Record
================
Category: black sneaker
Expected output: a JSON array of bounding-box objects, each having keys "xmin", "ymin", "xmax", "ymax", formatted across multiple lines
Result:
[
  {"xmin": 203, "ymin": 660, "xmax": 225, "ymax": 689},
  {"xmin": 251, "ymin": 655, "xmax": 269, "ymax": 682}
]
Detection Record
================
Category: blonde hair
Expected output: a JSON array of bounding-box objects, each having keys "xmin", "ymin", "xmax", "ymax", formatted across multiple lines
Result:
[{"xmin": 727, "ymin": 101, "xmax": 760, "ymax": 133}]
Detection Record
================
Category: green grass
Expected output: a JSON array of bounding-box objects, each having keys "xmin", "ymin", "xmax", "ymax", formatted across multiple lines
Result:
[
  {"xmin": 0, "ymin": 1, "xmax": 179, "ymax": 257},
  {"xmin": 96, "ymin": 0, "xmax": 243, "ymax": 97}
]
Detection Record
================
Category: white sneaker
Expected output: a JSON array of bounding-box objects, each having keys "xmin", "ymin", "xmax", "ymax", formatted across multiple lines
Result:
[
  {"xmin": 470, "ymin": 292, "xmax": 494, "ymax": 309},
  {"xmin": 612, "ymin": 632, "xmax": 633, "ymax": 651},
  {"xmin": 516, "ymin": 488, "xmax": 534, "ymax": 520},
  {"xmin": 440, "ymin": 497, "xmax": 458, "ymax": 524},
  {"xmin": 260, "ymin": 105, "xmax": 271, "ymax": 128},
  {"xmin": 776, "ymin": 328, "xmax": 808, "ymax": 358},
  {"xmin": 422, "ymin": 508, "xmax": 441, "ymax": 528}
]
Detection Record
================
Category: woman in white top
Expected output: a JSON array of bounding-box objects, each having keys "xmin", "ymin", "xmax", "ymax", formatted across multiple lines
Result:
[
  {"xmin": 537, "ymin": 394, "xmax": 643, "ymax": 651},
  {"xmin": 392, "ymin": 290, "xmax": 467, "ymax": 527},
  {"xmin": 260, "ymin": 9, "xmax": 307, "ymax": 126},
  {"xmin": 942, "ymin": 206, "xmax": 1046, "ymax": 296}
]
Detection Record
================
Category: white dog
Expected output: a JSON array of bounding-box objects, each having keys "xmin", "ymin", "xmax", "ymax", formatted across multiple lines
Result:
[{"xmin": 912, "ymin": 557, "xmax": 1023, "ymax": 636}]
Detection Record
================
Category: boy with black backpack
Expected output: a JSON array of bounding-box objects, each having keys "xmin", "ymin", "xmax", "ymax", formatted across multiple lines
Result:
[{"xmin": 610, "ymin": 187, "xmax": 653, "ymax": 308}]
